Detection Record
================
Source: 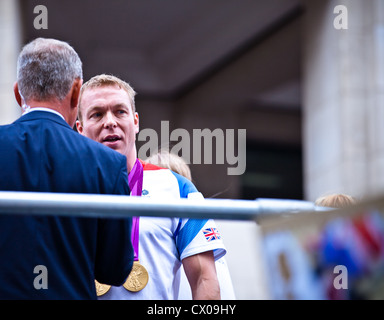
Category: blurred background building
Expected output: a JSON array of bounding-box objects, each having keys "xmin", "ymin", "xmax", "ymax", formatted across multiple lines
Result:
[{"xmin": 1, "ymin": 0, "xmax": 384, "ymax": 203}]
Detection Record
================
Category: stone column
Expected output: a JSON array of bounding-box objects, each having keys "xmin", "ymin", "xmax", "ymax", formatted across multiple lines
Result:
[
  {"xmin": 302, "ymin": 0, "xmax": 384, "ymax": 201},
  {"xmin": 0, "ymin": 0, "xmax": 22, "ymax": 125}
]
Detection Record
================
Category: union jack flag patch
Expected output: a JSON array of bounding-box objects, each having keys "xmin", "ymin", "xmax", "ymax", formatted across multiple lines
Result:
[{"xmin": 203, "ymin": 228, "xmax": 221, "ymax": 241}]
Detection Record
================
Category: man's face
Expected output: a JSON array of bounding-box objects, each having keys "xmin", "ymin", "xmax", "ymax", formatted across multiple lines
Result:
[{"xmin": 76, "ymin": 85, "xmax": 139, "ymax": 157}]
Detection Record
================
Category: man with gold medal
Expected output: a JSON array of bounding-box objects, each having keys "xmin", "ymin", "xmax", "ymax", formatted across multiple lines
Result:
[
  {"xmin": 77, "ymin": 74, "xmax": 227, "ymax": 300},
  {"xmin": 95, "ymin": 158, "xmax": 148, "ymax": 296}
]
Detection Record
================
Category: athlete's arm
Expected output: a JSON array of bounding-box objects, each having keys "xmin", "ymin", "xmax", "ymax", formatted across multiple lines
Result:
[{"xmin": 182, "ymin": 251, "xmax": 220, "ymax": 300}]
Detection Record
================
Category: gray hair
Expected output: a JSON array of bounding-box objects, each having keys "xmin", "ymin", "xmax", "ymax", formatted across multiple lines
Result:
[{"xmin": 16, "ymin": 38, "xmax": 83, "ymax": 102}]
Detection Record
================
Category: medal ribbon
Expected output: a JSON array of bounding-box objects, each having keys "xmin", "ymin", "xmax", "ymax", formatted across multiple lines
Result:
[{"xmin": 128, "ymin": 158, "xmax": 143, "ymax": 261}]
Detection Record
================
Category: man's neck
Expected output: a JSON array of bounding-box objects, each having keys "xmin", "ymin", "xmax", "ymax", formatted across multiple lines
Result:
[
  {"xmin": 25, "ymin": 99, "xmax": 73, "ymax": 127},
  {"xmin": 26, "ymin": 100, "xmax": 63, "ymax": 116},
  {"xmin": 127, "ymin": 151, "xmax": 138, "ymax": 173}
]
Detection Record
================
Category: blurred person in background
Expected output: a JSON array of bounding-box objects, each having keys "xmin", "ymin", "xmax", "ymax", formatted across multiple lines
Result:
[{"xmin": 315, "ymin": 193, "xmax": 357, "ymax": 209}]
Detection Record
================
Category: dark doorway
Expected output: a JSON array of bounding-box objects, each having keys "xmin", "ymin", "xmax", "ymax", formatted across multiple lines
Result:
[{"xmin": 241, "ymin": 141, "xmax": 303, "ymax": 200}]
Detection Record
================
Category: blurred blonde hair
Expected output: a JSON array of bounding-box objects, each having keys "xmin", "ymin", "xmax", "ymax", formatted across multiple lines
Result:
[
  {"xmin": 315, "ymin": 193, "xmax": 356, "ymax": 209},
  {"xmin": 145, "ymin": 149, "xmax": 192, "ymax": 181}
]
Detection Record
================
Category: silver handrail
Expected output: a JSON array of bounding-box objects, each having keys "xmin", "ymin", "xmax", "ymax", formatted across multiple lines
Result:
[{"xmin": 0, "ymin": 191, "xmax": 319, "ymax": 221}]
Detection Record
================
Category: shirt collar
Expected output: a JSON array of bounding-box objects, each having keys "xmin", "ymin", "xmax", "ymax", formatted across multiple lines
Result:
[{"xmin": 23, "ymin": 107, "xmax": 65, "ymax": 121}]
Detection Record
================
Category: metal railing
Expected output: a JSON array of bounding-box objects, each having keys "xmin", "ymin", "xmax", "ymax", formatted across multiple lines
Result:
[
  {"xmin": 0, "ymin": 191, "xmax": 321, "ymax": 221},
  {"xmin": 1, "ymin": 190, "xmax": 381, "ymax": 300}
]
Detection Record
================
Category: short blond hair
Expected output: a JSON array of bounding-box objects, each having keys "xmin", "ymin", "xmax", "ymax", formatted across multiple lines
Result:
[
  {"xmin": 315, "ymin": 193, "xmax": 356, "ymax": 209},
  {"xmin": 145, "ymin": 149, "xmax": 192, "ymax": 181},
  {"xmin": 78, "ymin": 74, "xmax": 136, "ymax": 123}
]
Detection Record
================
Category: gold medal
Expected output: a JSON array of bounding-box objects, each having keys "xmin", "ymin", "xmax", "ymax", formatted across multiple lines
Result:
[
  {"xmin": 123, "ymin": 260, "xmax": 149, "ymax": 292},
  {"xmin": 95, "ymin": 280, "xmax": 111, "ymax": 296}
]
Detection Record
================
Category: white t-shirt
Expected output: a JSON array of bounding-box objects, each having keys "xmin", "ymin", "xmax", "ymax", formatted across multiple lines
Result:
[{"xmin": 98, "ymin": 161, "xmax": 226, "ymax": 300}]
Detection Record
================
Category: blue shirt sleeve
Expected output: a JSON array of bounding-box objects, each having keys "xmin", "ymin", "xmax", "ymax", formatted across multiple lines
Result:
[
  {"xmin": 169, "ymin": 170, "xmax": 209, "ymax": 258},
  {"xmin": 169, "ymin": 171, "xmax": 198, "ymax": 198}
]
